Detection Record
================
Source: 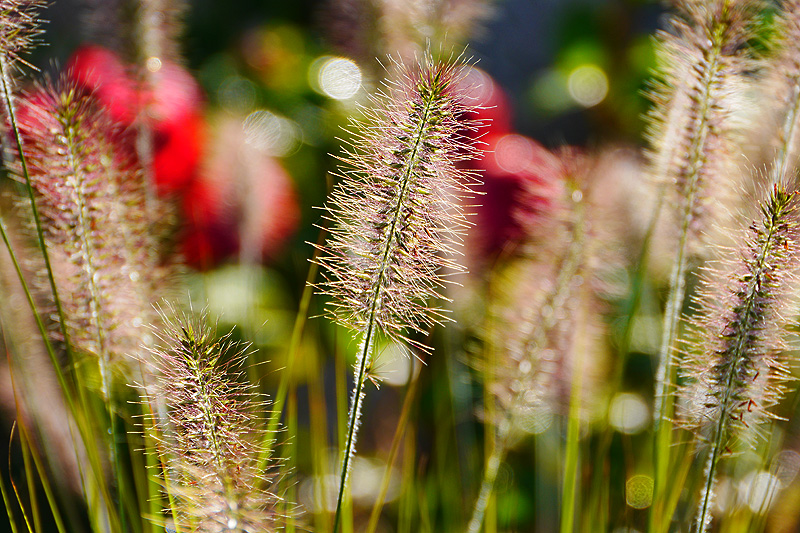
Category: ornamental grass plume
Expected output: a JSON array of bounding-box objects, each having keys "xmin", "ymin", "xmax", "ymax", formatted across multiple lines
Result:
[
  {"xmin": 468, "ymin": 147, "xmax": 623, "ymax": 533},
  {"xmin": 487, "ymin": 147, "xmax": 583, "ymax": 420},
  {"xmin": 677, "ymin": 184, "xmax": 800, "ymax": 533},
  {"xmin": 142, "ymin": 306, "xmax": 289, "ymax": 532},
  {"xmin": 645, "ymin": 0, "xmax": 753, "ymax": 232},
  {"xmin": 0, "ymin": 0, "xmax": 63, "ymax": 355},
  {"xmin": 490, "ymin": 147, "xmax": 623, "ymax": 421},
  {"xmin": 645, "ymin": 0, "xmax": 757, "ymax": 517},
  {"xmin": 0, "ymin": 0, "xmax": 49, "ymax": 254},
  {"xmin": 0, "ymin": 0, "xmax": 45, "ymax": 74},
  {"xmin": 314, "ymin": 52, "xmax": 482, "ymax": 529},
  {"xmin": 9, "ymin": 75, "xmax": 163, "ymax": 395}
]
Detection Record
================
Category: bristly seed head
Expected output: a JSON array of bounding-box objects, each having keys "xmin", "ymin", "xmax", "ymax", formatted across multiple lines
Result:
[
  {"xmin": 0, "ymin": 0, "xmax": 46, "ymax": 69},
  {"xmin": 9, "ymin": 74, "xmax": 160, "ymax": 380},
  {"xmin": 644, "ymin": 0, "xmax": 755, "ymax": 251},
  {"xmin": 143, "ymin": 305, "xmax": 290, "ymax": 532},
  {"xmin": 315, "ymin": 52, "xmax": 483, "ymax": 350},
  {"xmin": 678, "ymin": 184, "xmax": 800, "ymax": 449}
]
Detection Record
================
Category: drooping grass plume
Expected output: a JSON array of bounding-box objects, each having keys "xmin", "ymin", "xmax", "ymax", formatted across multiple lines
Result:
[
  {"xmin": 677, "ymin": 184, "xmax": 800, "ymax": 533},
  {"xmin": 142, "ymin": 306, "xmax": 289, "ymax": 532},
  {"xmin": 9, "ymin": 75, "xmax": 162, "ymax": 395},
  {"xmin": 645, "ymin": 0, "xmax": 756, "ymax": 520},
  {"xmin": 315, "ymin": 52, "xmax": 482, "ymax": 530}
]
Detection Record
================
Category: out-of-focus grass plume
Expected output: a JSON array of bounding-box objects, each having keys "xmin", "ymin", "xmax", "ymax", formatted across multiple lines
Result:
[
  {"xmin": 645, "ymin": 0, "xmax": 755, "ymax": 250},
  {"xmin": 762, "ymin": 0, "xmax": 800, "ymax": 186},
  {"xmin": 9, "ymin": 75, "xmax": 163, "ymax": 387}
]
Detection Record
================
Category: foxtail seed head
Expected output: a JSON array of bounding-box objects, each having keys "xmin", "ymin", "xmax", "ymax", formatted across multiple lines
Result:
[
  {"xmin": 762, "ymin": 0, "xmax": 800, "ymax": 186},
  {"xmin": 0, "ymin": 0, "xmax": 45, "ymax": 70},
  {"xmin": 644, "ymin": 0, "xmax": 755, "ymax": 251},
  {"xmin": 144, "ymin": 306, "xmax": 289, "ymax": 532},
  {"xmin": 488, "ymin": 148, "xmax": 621, "ymax": 425},
  {"xmin": 9, "ymin": 75, "xmax": 161, "ymax": 377},
  {"xmin": 678, "ymin": 184, "xmax": 800, "ymax": 448},
  {"xmin": 315, "ymin": 53, "xmax": 483, "ymax": 350}
]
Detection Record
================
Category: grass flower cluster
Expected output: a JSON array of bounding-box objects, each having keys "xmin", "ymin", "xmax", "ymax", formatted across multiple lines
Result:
[{"xmin": 679, "ymin": 185, "xmax": 800, "ymax": 532}]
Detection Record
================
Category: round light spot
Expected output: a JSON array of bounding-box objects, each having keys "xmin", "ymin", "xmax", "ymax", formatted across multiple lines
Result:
[
  {"xmin": 243, "ymin": 109, "xmax": 301, "ymax": 157},
  {"xmin": 741, "ymin": 471, "xmax": 780, "ymax": 513},
  {"xmin": 609, "ymin": 392, "xmax": 650, "ymax": 434},
  {"xmin": 349, "ymin": 456, "xmax": 401, "ymax": 505},
  {"xmin": 298, "ymin": 474, "xmax": 340, "ymax": 513},
  {"xmin": 374, "ymin": 341, "xmax": 415, "ymax": 387},
  {"xmin": 515, "ymin": 404, "xmax": 553, "ymax": 435},
  {"xmin": 455, "ymin": 65, "xmax": 495, "ymax": 105},
  {"xmin": 317, "ymin": 57, "xmax": 362, "ymax": 100},
  {"xmin": 146, "ymin": 56, "xmax": 162, "ymax": 73},
  {"xmin": 773, "ymin": 450, "xmax": 800, "ymax": 487},
  {"xmin": 567, "ymin": 64, "xmax": 608, "ymax": 108},
  {"xmin": 494, "ymin": 134, "xmax": 535, "ymax": 174},
  {"xmin": 625, "ymin": 475, "xmax": 654, "ymax": 509}
]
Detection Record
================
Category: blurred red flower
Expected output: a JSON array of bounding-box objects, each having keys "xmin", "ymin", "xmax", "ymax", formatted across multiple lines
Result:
[
  {"xmin": 181, "ymin": 116, "xmax": 299, "ymax": 269},
  {"xmin": 456, "ymin": 67, "xmax": 563, "ymax": 266},
  {"xmin": 64, "ymin": 44, "xmax": 300, "ymax": 269},
  {"xmin": 67, "ymin": 45, "xmax": 205, "ymax": 194}
]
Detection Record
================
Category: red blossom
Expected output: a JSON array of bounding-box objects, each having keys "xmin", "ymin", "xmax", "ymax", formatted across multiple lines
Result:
[
  {"xmin": 65, "ymin": 44, "xmax": 205, "ymax": 194},
  {"xmin": 63, "ymin": 45, "xmax": 300, "ymax": 269}
]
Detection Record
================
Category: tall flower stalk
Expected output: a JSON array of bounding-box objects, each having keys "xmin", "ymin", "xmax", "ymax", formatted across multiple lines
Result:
[
  {"xmin": 645, "ymin": 1, "xmax": 754, "ymax": 523},
  {"xmin": 677, "ymin": 184, "xmax": 800, "ymax": 533},
  {"xmin": 315, "ymin": 53, "xmax": 482, "ymax": 530}
]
